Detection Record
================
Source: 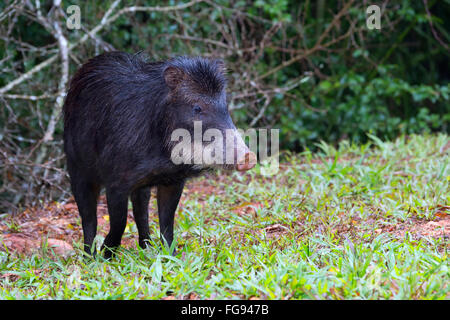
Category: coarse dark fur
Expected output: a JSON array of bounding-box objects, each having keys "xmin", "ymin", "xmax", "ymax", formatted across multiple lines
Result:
[{"xmin": 63, "ymin": 51, "xmax": 238, "ymax": 258}]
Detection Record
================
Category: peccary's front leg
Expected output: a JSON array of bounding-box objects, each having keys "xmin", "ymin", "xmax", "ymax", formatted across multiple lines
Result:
[{"xmin": 156, "ymin": 181, "xmax": 185, "ymax": 253}]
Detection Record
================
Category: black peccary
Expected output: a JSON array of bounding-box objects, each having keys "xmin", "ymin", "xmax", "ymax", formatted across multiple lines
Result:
[{"xmin": 63, "ymin": 52, "xmax": 256, "ymax": 258}]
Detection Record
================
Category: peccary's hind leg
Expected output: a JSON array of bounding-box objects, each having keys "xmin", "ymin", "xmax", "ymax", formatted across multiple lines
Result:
[
  {"xmin": 130, "ymin": 186, "xmax": 151, "ymax": 249},
  {"xmin": 70, "ymin": 174, "xmax": 100, "ymax": 256},
  {"xmin": 102, "ymin": 187, "xmax": 129, "ymax": 259}
]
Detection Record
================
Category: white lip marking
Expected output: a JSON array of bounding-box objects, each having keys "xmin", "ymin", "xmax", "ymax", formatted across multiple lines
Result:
[
  {"xmin": 225, "ymin": 128, "xmax": 250, "ymax": 165},
  {"xmin": 170, "ymin": 122, "xmax": 259, "ymax": 168}
]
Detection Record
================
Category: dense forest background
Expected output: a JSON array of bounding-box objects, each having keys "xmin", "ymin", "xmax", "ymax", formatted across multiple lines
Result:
[{"xmin": 0, "ymin": 0, "xmax": 449, "ymax": 211}]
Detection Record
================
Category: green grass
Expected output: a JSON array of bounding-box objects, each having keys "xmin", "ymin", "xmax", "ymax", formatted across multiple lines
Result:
[{"xmin": 0, "ymin": 133, "xmax": 449, "ymax": 299}]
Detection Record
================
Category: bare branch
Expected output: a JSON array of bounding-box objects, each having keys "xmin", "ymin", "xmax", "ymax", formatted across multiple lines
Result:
[
  {"xmin": 41, "ymin": 2, "xmax": 69, "ymax": 143},
  {"xmin": 0, "ymin": 0, "xmax": 204, "ymax": 95}
]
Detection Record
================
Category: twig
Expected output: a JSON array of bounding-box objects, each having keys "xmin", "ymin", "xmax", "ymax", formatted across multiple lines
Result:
[
  {"xmin": 257, "ymin": 0, "xmax": 355, "ymax": 80},
  {"xmin": 423, "ymin": 0, "xmax": 448, "ymax": 50},
  {"xmin": 1, "ymin": 93, "xmax": 57, "ymax": 100},
  {"xmin": 160, "ymin": 34, "xmax": 230, "ymax": 49}
]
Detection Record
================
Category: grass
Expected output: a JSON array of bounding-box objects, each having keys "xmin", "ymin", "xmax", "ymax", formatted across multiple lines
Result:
[{"xmin": 0, "ymin": 133, "xmax": 449, "ymax": 299}]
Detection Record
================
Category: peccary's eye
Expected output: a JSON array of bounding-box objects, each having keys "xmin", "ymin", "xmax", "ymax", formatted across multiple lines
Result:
[{"xmin": 193, "ymin": 105, "xmax": 202, "ymax": 114}]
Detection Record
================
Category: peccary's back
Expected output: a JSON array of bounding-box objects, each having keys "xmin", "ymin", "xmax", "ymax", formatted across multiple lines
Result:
[{"xmin": 63, "ymin": 52, "xmax": 167, "ymax": 169}]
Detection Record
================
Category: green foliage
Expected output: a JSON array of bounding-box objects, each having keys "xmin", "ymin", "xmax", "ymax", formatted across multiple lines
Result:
[
  {"xmin": 1, "ymin": 0, "xmax": 449, "ymax": 210},
  {"xmin": 252, "ymin": 0, "xmax": 450, "ymax": 150},
  {"xmin": 278, "ymin": 70, "xmax": 449, "ymax": 149},
  {"xmin": 1, "ymin": 134, "xmax": 448, "ymax": 299}
]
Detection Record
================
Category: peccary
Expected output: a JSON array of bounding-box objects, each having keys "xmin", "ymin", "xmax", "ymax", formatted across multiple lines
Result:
[{"xmin": 63, "ymin": 52, "xmax": 256, "ymax": 258}]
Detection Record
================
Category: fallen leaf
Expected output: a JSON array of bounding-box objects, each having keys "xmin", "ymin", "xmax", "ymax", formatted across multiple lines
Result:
[
  {"xmin": 0, "ymin": 273, "xmax": 20, "ymax": 281},
  {"xmin": 63, "ymin": 203, "xmax": 78, "ymax": 211},
  {"xmin": 232, "ymin": 202, "xmax": 264, "ymax": 217},
  {"xmin": 262, "ymin": 224, "xmax": 289, "ymax": 238},
  {"xmin": 435, "ymin": 212, "xmax": 447, "ymax": 218},
  {"xmin": 187, "ymin": 292, "xmax": 199, "ymax": 300}
]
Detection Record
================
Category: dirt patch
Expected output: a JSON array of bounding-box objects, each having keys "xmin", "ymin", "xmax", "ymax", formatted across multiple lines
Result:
[
  {"xmin": 1, "ymin": 179, "xmax": 448, "ymax": 256},
  {"xmin": 0, "ymin": 180, "xmax": 223, "ymax": 256},
  {"xmin": 0, "ymin": 195, "xmax": 136, "ymax": 256},
  {"xmin": 392, "ymin": 215, "xmax": 449, "ymax": 240}
]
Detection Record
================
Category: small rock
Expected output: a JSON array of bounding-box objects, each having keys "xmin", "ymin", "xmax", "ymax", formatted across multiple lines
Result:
[{"xmin": 45, "ymin": 239, "xmax": 74, "ymax": 257}]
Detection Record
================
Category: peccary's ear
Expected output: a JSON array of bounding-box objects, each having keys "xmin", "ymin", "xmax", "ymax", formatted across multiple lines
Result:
[
  {"xmin": 215, "ymin": 59, "xmax": 227, "ymax": 74},
  {"xmin": 164, "ymin": 66, "xmax": 185, "ymax": 89}
]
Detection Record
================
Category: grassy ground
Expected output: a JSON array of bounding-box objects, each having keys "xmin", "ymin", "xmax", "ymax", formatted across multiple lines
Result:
[{"xmin": 0, "ymin": 134, "xmax": 449, "ymax": 299}]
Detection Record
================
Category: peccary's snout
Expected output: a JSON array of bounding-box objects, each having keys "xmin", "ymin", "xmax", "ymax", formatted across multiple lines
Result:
[
  {"xmin": 227, "ymin": 127, "xmax": 256, "ymax": 171},
  {"xmin": 236, "ymin": 151, "xmax": 257, "ymax": 171}
]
